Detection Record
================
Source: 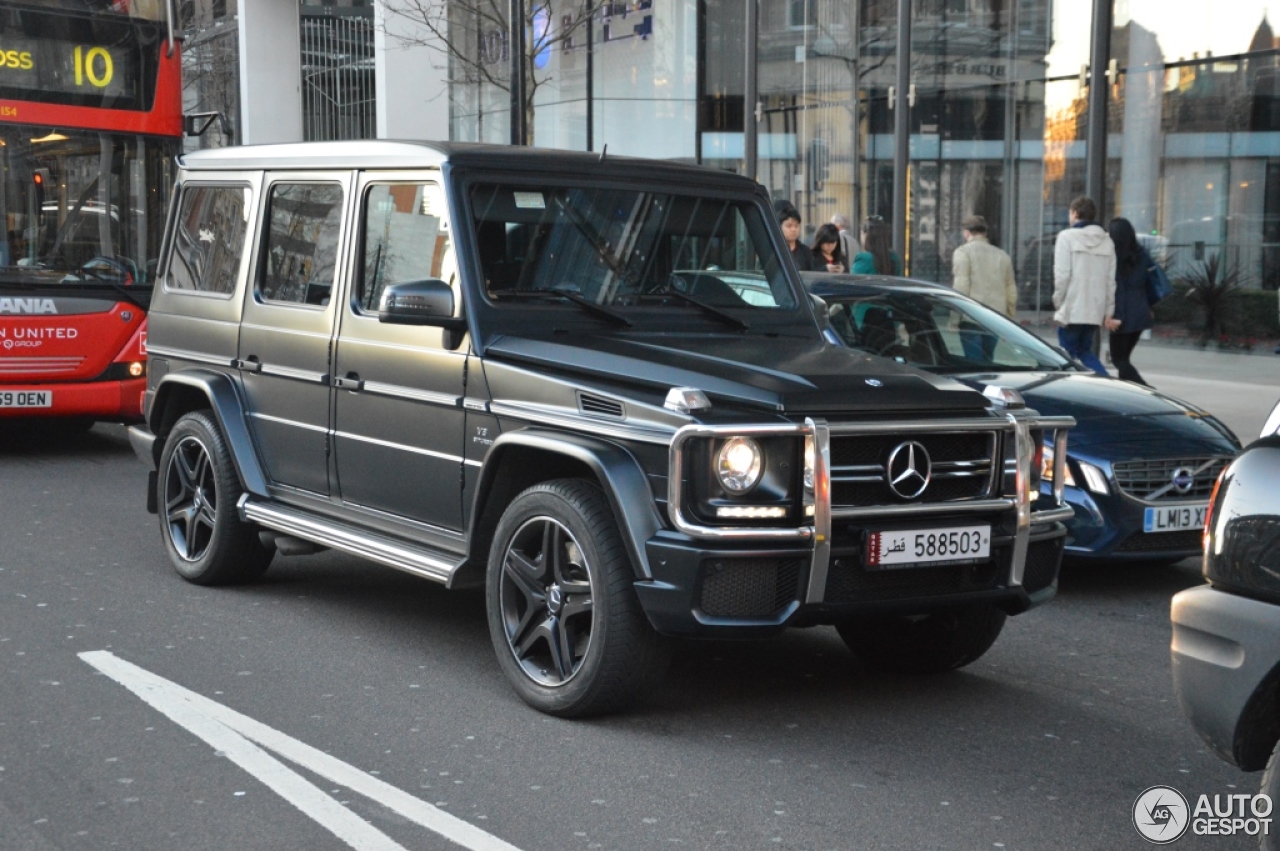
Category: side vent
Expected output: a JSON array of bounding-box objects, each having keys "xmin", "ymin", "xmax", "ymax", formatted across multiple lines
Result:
[{"xmin": 578, "ymin": 392, "xmax": 625, "ymax": 419}]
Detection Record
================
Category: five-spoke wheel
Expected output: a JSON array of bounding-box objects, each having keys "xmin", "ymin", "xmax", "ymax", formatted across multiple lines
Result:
[{"xmin": 164, "ymin": 435, "xmax": 218, "ymax": 562}]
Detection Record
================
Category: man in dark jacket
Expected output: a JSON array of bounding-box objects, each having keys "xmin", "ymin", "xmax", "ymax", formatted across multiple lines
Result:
[{"xmin": 778, "ymin": 205, "xmax": 820, "ymax": 271}]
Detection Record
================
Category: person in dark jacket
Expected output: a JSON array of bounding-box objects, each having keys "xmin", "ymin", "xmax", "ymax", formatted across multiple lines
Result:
[
  {"xmin": 850, "ymin": 217, "xmax": 902, "ymax": 275},
  {"xmin": 778, "ymin": 205, "xmax": 820, "ymax": 271},
  {"xmin": 811, "ymin": 222, "xmax": 846, "ymax": 272},
  {"xmin": 1107, "ymin": 217, "xmax": 1155, "ymax": 385}
]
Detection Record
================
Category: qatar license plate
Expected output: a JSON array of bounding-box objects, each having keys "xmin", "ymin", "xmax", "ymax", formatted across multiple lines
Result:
[
  {"xmin": 0, "ymin": 390, "xmax": 52, "ymax": 408},
  {"xmin": 866, "ymin": 525, "xmax": 991, "ymax": 570},
  {"xmin": 1143, "ymin": 504, "xmax": 1208, "ymax": 533}
]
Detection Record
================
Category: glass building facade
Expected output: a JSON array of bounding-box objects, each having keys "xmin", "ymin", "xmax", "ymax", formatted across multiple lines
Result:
[{"xmin": 447, "ymin": 0, "xmax": 1280, "ymax": 301}]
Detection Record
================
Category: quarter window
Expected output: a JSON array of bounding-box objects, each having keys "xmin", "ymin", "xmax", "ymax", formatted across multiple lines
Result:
[
  {"xmin": 358, "ymin": 183, "xmax": 453, "ymax": 313},
  {"xmin": 167, "ymin": 184, "xmax": 249, "ymax": 295},
  {"xmin": 259, "ymin": 183, "xmax": 344, "ymax": 306}
]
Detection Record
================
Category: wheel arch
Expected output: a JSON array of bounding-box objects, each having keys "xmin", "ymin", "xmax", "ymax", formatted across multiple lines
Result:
[
  {"xmin": 1234, "ymin": 659, "xmax": 1280, "ymax": 772},
  {"xmin": 149, "ymin": 370, "xmax": 269, "ymax": 498},
  {"xmin": 458, "ymin": 429, "xmax": 663, "ymax": 587}
]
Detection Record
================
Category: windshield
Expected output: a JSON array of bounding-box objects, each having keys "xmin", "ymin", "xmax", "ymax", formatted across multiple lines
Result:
[
  {"xmin": 469, "ymin": 183, "xmax": 798, "ymax": 314},
  {"xmin": 818, "ymin": 287, "xmax": 1073, "ymax": 372},
  {"xmin": 0, "ymin": 126, "xmax": 175, "ymax": 287}
]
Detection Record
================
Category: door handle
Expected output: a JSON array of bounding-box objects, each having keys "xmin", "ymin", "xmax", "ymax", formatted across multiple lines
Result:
[
  {"xmin": 232, "ymin": 356, "xmax": 262, "ymax": 372},
  {"xmin": 334, "ymin": 373, "xmax": 363, "ymax": 391}
]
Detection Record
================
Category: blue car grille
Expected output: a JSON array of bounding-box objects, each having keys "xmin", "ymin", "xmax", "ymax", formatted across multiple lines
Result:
[{"xmin": 1110, "ymin": 456, "xmax": 1231, "ymax": 502}]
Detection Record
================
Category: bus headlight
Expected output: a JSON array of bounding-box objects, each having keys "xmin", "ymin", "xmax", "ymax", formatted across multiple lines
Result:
[{"xmin": 716, "ymin": 437, "xmax": 763, "ymax": 495}]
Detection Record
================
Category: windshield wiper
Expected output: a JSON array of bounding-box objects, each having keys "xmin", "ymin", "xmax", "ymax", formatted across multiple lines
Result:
[
  {"xmin": 638, "ymin": 287, "xmax": 750, "ymax": 331},
  {"xmin": 493, "ymin": 288, "xmax": 633, "ymax": 328},
  {"xmin": 74, "ymin": 266, "xmax": 147, "ymax": 308}
]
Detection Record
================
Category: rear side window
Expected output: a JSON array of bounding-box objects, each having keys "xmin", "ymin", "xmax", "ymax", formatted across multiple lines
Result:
[
  {"xmin": 258, "ymin": 183, "xmax": 345, "ymax": 306},
  {"xmin": 167, "ymin": 184, "xmax": 250, "ymax": 296},
  {"xmin": 357, "ymin": 183, "xmax": 453, "ymax": 314}
]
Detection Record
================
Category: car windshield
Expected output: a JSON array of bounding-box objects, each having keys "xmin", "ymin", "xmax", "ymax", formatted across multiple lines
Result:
[
  {"xmin": 818, "ymin": 287, "xmax": 1073, "ymax": 372},
  {"xmin": 469, "ymin": 183, "xmax": 797, "ymax": 315},
  {"xmin": 0, "ymin": 126, "xmax": 174, "ymax": 287}
]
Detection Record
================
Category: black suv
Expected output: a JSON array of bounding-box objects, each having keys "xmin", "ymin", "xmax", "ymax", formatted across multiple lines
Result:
[{"xmin": 129, "ymin": 141, "xmax": 1073, "ymax": 716}]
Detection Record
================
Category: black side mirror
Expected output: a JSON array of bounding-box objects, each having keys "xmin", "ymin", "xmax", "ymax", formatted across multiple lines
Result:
[{"xmin": 377, "ymin": 279, "xmax": 464, "ymax": 328}]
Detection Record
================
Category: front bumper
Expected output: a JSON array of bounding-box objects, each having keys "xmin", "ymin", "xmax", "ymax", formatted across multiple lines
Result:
[
  {"xmin": 0, "ymin": 377, "xmax": 146, "ymax": 421},
  {"xmin": 1057, "ymin": 482, "xmax": 1207, "ymax": 561},
  {"xmin": 1171, "ymin": 584, "xmax": 1280, "ymax": 770}
]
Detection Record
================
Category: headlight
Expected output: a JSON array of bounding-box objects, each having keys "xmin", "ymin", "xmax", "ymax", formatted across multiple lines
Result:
[
  {"xmin": 716, "ymin": 436, "xmax": 763, "ymax": 495},
  {"xmin": 1041, "ymin": 445, "xmax": 1075, "ymax": 488},
  {"xmin": 803, "ymin": 436, "xmax": 815, "ymax": 492},
  {"xmin": 1042, "ymin": 445, "xmax": 1109, "ymax": 494}
]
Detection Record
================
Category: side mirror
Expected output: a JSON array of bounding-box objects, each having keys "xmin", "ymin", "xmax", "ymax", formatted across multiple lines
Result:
[{"xmin": 377, "ymin": 279, "xmax": 464, "ymax": 328}]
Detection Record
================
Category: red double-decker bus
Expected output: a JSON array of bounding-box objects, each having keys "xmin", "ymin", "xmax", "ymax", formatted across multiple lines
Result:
[{"xmin": 0, "ymin": 1, "xmax": 181, "ymax": 425}]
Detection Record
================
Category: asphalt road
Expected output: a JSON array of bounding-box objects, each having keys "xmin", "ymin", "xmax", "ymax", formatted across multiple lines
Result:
[{"xmin": 0, "ymin": 422, "xmax": 1259, "ymax": 851}]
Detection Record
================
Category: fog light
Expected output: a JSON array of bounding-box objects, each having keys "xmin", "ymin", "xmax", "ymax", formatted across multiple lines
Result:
[
  {"xmin": 715, "ymin": 505, "xmax": 787, "ymax": 519},
  {"xmin": 127, "ymin": 361, "xmax": 145, "ymax": 378}
]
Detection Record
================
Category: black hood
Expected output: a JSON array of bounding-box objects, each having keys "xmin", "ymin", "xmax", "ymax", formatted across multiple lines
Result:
[
  {"xmin": 955, "ymin": 371, "xmax": 1239, "ymax": 455},
  {"xmin": 486, "ymin": 332, "xmax": 990, "ymax": 415}
]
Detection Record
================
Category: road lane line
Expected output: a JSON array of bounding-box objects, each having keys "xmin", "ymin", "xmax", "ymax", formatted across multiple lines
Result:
[{"xmin": 80, "ymin": 651, "xmax": 523, "ymax": 851}]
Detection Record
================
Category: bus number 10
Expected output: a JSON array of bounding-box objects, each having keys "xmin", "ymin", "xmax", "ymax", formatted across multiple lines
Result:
[{"xmin": 72, "ymin": 46, "xmax": 113, "ymax": 88}]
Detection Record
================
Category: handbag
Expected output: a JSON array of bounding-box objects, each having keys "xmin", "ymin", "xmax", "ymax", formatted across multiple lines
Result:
[{"xmin": 1145, "ymin": 259, "xmax": 1172, "ymax": 306}]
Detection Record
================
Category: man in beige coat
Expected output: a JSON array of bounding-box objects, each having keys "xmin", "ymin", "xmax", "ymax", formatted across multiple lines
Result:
[
  {"xmin": 1052, "ymin": 196, "xmax": 1117, "ymax": 376},
  {"xmin": 952, "ymin": 215, "xmax": 1016, "ymax": 361}
]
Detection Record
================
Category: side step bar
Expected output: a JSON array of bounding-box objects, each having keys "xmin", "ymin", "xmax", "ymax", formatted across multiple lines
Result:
[{"xmin": 238, "ymin": 497, "xmax": 463, "ymax": 585}]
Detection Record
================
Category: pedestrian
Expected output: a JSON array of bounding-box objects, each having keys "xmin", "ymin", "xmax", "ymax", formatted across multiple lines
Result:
[
  {"xmin": 831, "ymin": 214, "xmax": 861, "ymax": 264},
  {"xmin": 778, "ymin": 205, "xmax": 820, "ymax": 271},
  {"xmin": 850, "ymin": 217, "xmax": 902, "ymax": 275},
  {"xmin": 811, "ymin": 223, "xmax": 846, "ymax": 273},
  {"xmin": 1052, "ymin": 196, "xmax": 1117, "ymax": 376},
  {"xmin": 952, "ymin": 215, "xmax": 1017, "ymax": 318},
  {"xmin": 1106, "ymin": 217, "xmax": 1155, "ymax": 385}
]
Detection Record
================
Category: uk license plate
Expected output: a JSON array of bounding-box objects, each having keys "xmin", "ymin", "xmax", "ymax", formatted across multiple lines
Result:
[
  {"xmin": 0, "ymin": 390, "xmax": 52, "ymax": 408},
  {"xmin": 1143, "ymin": 504, "xmax": 1208, "ymax": 533},
  {"xmin": 866, "ymin": 525, "xmax": 991, "ymax": 570}
]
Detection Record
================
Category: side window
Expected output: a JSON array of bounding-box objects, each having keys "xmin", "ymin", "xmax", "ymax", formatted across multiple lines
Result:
[
  {"xmin": 259, "ymin": 183, "xmax": 344, "ymax": 306},
  {"xmin": 357, "ymin": 183, "xmax": 453, "ymax": 314},
  {"xmin": 167, "ymin": 184, "xmax": 249, "ymax": 296}
]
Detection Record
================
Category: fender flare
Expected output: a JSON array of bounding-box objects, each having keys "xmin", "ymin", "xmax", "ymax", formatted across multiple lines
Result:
[
  {"xmin": 469, "ymin": 429, "xmax": 663, "ymax": 579},
  {"xmin": 150, "ymin": 370, "xmax": 270, "ymax": 498}
]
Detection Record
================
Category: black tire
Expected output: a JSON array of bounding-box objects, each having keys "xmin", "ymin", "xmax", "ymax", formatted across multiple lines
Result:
[
  {"xmin": 486, "ymin": 479, "xmax": 670, "ymax": 717},
  {"xmin": 836, "ymin": 604, "xmax": 1007, "ymax": 675},
  {"xmin": 1263, "ymin": 739, "xmax": 1280, "ymax": 851},
  {"xmin": 157, "ymin": 410, "xmax": 272, "ymax": 586}
]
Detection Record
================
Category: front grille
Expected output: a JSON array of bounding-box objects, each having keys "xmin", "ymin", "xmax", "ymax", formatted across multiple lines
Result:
[
  {"xmin": 829, "ymin": 431, "xmax": 997, "ymax": 507},
  {"xmin": 1111, "ymin": 457, "xmax": 1230, "ymax": 502},
  {"xmin": 0, "ymin": 356, "xmax": 85, "ymax": 375},
  {"xmin": 1114, "ymin": 529, "xmax": 1204, "ymax": 555},
  {"xmin": 823, "ymin": 552, "xmax": 1004, "ymax": 604},
  {"xmin": 698, "ymin": 558, "xmax": 804, "ymax": 619},
  {"xmin": 1022, "ymin": 537, "xmax": 1064, "ymax": 594}
]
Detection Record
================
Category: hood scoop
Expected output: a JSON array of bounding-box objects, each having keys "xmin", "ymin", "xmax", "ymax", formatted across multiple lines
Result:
[{"xmin": 577, "ymin": 392, "xmax": 626, "ymax": 419}]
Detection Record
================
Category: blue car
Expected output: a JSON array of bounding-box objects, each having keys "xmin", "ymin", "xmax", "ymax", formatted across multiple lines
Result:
[{"xmin": 804, "ymin": 274, "xmax": 1241, "ymax": 563}]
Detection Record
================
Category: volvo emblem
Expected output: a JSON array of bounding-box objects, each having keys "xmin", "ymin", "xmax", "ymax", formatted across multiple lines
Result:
[
  {"xmin": 1171, "ymin": 467, "xmax": 1196, "ymax": 495},
  {"xmin": 865, "ymin": 378, "xmax": 883, "ymax": 387},
  {"xmin": 886, "ymin": 441, "xmax": 932, "ymax": 499}
]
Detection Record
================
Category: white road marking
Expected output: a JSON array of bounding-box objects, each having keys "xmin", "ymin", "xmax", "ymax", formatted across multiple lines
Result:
[{"xmin": 79, "ymin": 651, "xmax": 523, "ymax": 851}]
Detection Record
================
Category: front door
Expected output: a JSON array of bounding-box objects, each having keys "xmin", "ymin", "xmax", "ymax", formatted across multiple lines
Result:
[
  {"xmin": 238, "ymin": 173, "xmax": 351, "ymax": 496},
  {"xmin": 332, "ymin": 175, "xmax": 467, "ymax": 530}
]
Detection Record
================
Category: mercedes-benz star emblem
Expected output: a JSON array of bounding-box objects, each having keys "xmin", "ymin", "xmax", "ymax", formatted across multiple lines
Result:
[
  {"xmin": 886, "ymin": 441, "xmax": 931, "ymax": 500},
  {"xmin": 1171, "ymin": 467, "xmax": 1196, "ymax": 495}
]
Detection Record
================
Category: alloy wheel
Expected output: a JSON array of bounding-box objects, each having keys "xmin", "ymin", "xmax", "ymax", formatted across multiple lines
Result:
[
  {"xmin": 164, "ymin": 435, "xmax": 218, "ymax": 562},
  {"xmin": 499, "ymin": 516, "xmax": 596, "ymax": 686}
]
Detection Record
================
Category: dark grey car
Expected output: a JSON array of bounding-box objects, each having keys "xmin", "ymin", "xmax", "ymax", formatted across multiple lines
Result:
[{"xmin": 130, "ymin": 141, "xmax": 1074, "ymax": 716}]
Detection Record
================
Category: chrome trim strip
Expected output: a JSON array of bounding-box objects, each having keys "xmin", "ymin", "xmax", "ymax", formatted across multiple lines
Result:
[
  {"xmin": 805, "ymin": 418, "xmax": 832, "ymax": 603},
  {"xmin": 490, "ymin": 400, "xmax": 677, "ymax": 446},
  {"xmin": 146, "ymin": 345, "xmax": 230, "ymax": 368},
  {"xmin": 241, "ymin": 498, "xmax": 457, "ymax": 583},
  {"xmin": 667, "ymin": 421, "xmax": 814, "ymax": 540},
  {"xmin": 1008, "ymin": 413, "xmax": 1033, "ymax": 587},
  {"xmin": 334, "ymin": 430, "xmax": 466, "ymax": 463},
  {"xmin": 830, "ymin": 498, "xmax": 1016, "ymax": 520},
  {"xmin": 1052, "ymin": 426, "xmax": 1069, "ymax": 508},
  {"xmin": 259, "ymin": 363, "xmax": 328, "ymax": 383},
  {"xmin": 464, "ymin": 458, "xmax": 483, "ymax": 467},
  {"xmin": 463, "ymin": 397, "xmax": 489, "ymax": 412},
  {"xmin": 359, "ymin": 380, "xmax": 461, "ymax": 408},
  {"xmin": 250, "ymin": 411, "xmax": 328, "ymax": 433}
]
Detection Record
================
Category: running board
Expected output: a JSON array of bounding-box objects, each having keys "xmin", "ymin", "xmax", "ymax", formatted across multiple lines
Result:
[{"xmin": 238, "ymin": 497, "xmax": 462, "ymax": 585}]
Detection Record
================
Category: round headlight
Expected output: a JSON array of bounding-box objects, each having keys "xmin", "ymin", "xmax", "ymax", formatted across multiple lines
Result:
[{"xmin": 717, "ymin": 437, "xmax": 763, "ymax": 495}]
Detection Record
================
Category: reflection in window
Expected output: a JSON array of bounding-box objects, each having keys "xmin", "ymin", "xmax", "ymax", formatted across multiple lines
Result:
[
  {"xmin": 168, "ymin": 185, "xmax": 249, "ymax": 295},
  {"xmin": 259, "ymin": 183, "xmax": 344, "ymax": 306},
  {"xmin": 359, "ymin": 183, "xmax": 454, "ymax": 313}
]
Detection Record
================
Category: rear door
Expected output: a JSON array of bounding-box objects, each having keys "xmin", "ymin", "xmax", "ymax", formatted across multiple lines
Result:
[
  {"xmin": 332, "ymin": 173, "xmax": 467, "ymax": 530},
  {"xmin": 238, "ymin": 172, "xmax": 352, "ymax": 496}
]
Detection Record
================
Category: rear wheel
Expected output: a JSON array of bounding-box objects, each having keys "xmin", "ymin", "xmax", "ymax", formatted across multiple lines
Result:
[
  {"xmin": 837, "ymin": 604, "xmax": 1007, "ymax": 675},
  {"xmin": 157, "ymin": 410, "xmax": 272, "ymax": 585},
  {"xmin": 486, "ymin": 479, "xmax": 670, "ymax": 717}
]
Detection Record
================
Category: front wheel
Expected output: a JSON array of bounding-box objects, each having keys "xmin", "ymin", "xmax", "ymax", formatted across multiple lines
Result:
[
  {"xmin": 486, "ymin": 479, "xmax": 670, "ymax": 717},
  {"xmin": 837, "ymin": 604, "xmax": 1007, "ymax": 675},
  {"xmin": 157, "ymin": 410, "xmax": 273, "ymax": 585}
]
